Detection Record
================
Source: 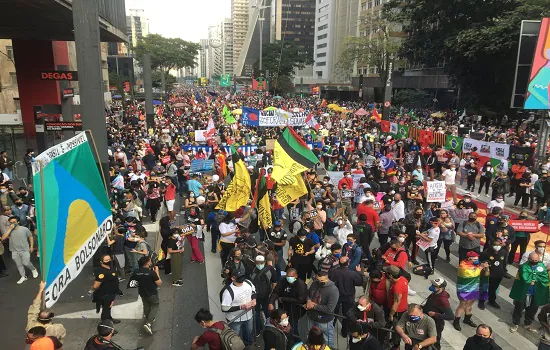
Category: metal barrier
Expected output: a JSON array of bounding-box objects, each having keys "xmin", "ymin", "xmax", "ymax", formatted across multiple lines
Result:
[{"xmin": 13, "ymin": 160, "xmax": 27, "ymax": 186}]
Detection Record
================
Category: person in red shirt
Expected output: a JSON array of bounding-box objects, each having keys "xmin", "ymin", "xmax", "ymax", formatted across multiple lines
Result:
[
  {"xmin": 368, "ymin": 269, "xmax": 387, "ymax": 308},
  {"xmin": 386, "ymin": 265, "xmax": 409, "ymax": 349},
  {"xmin": 338, "ymin": 171, "xmax": 354, "ymax": 189},
  {"xmin": 164, "ymin": 177, "xmax": 177, "ymax": 221},
  {"xmin": 192, "ymin": 308, "xmax": 224, "ymax": 350},
  {"xmin": 357, "ymin": 199, "xmax": 380, "ymax": 231},
  {"xmin": 383, "ymin": 238, "xmax": 409, "ymax": 270},
  {"xmin": 510, "ymin": 160, "xmax": 526, "ymax": 196}
]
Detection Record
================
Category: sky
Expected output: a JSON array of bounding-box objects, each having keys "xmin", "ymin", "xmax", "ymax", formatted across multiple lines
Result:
[{"xmin": 125, "ymin": 0, "xmax": 231, "ymax": 42}]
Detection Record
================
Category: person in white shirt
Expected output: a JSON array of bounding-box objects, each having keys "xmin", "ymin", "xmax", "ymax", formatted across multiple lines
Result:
[
  {"xmin": 441, "ymin": 165, "xmax": 457, "ymax": 203},
  {"xmin": 333, "ymin": 216, "xmax": 354, "ymax": 246},
  {"xmin": 519, "ymin": 240, "xmax": 550, "ymax": 269},
  {"xmin": 220, "ymin": 270, "xmax": 256, "ymax": 345},
  {"xmin": 391, "ymin": 193, "xmax": 405, "ymax": 221},
  {"xmin": 487, "ymin": 194, "xmax": 505, "ymax": 212},
  {"xmin": 418, "ymin": 217, "xmax": 441, "ymax": 274},
  {"xmin": 529, "ymin": 172, "xmax": 539, "ymax": 210}
]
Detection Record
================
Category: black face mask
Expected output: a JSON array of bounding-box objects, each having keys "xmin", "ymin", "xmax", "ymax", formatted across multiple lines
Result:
[
  {"xmin": 103, "ymin": 260, "xmax": 113, "ymax": 268},
  {"xmin": 529, "ymin": 260, "xmax": 539, "ymax": 266},
  {"xmin": 474, "ymin": 335, "xmax": 491, "ymax": 344},
  {"xmin": 414, "ymin": 214, "xmax": 422, "ymax": 218}
]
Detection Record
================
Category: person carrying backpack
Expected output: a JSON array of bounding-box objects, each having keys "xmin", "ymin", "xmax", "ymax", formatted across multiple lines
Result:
[
  {"xmin": 249, "ymin": 255, "xmax": 277, "ymax": 333},
  {"xmin": 220, "ymin": 270, "xmax": 256, "ymax": 346},
  {"xmin": 192, "ymin": 308, "xmax": 245, "ymax": 350}
]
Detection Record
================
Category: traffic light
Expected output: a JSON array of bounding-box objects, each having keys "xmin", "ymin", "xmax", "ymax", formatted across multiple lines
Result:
[{"xmin": 359, "ymin": 74, "xmax": 364, "ymax": 88}]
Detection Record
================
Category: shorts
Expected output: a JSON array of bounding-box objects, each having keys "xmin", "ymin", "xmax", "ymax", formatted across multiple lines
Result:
[{"xmin": 166, "ymin": 199, "xmax": 175, "ymax": 211}]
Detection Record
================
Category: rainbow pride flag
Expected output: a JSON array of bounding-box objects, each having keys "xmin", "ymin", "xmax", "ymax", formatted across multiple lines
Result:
[{"xmin": 457, "ymin": 262, "xmax": 481, "ymax": 301}]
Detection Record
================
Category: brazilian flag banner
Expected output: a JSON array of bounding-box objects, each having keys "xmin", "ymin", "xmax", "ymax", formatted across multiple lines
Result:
[
  {"xmin": 446, "ymin": 135, "xmax": 464, "ymax": 153},
  {"xmin": 33, "ymin": 132, "xmax": 112, "ymax": 308},
  {"xmin": 397, "ymin": 125, "xmax": 409, "ymax": 140}
]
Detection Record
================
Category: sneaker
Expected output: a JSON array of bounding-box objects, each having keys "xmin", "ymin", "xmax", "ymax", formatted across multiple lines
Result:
[
  {"xmin": 478, "ymin": 301, "xmax": 486, "ymax": 310},
  {"xmin": 172, "ymin": 282, "xmax": 184, "ymax": 287},
  {"xmin": 143, "ymin": 323, "xmax": 153, "ymax": 335},
  {"xmin": 445, "ymin": 257, "xmax": 451, "ymax": 263},
  {"xmin": 118, "ymin": 278, "xmax": 126, "ymax": 282},
  {"xmin": 112, "ymin": 319, "xmax": 121, "ymax": 324},
  {"xmin": 197, "ymin": 261, "xmax": 205, "ymax": 264},
  {"xmin": 32, "ymin": 270, "xmax": 38, "ymax": 278},
  {"xmin": 488, "ymin": 301, "xmax": 501, "ymax": 309},
  {"xmin": 510, "ymin": 325, "xmax": 518, "ymax": 333},
  {"xmin": 408, "ymin": 286, "xmax": 417, "ymax": 296},
  {"xmin": 525, "ymin": 325, "xmax": 539, "ymax": 333},
  {"xmin": 17, "ymin": 276, "xmax": 27, "ymax": 284},
  {"xmin": 282, "ymin": 214, "xmax": 287, "ymax": 219}
]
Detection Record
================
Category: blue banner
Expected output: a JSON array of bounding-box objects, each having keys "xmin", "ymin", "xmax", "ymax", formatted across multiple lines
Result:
[{"xmin": 241, "ymin": 107, "xmax": 260, "ymax": 126}]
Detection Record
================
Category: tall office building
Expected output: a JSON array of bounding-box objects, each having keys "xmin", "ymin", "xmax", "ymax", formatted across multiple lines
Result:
[
  {"xmin": 198, "ymin": 39, "xmax": 210, "ymax": 78},
  {"xmin": 313, "ymin": 0, "xmax": 360, "ymax": 81},
  {"xmin": 208, "ymin": 25, "xmax": 224, "ymax": 79},
  {"xmin": 232, "ymin": 0, "xmax": 249, "ymax": 73},
  {"xmin": 279, "ymin": 0, "xmax": 316, "ymax": 54},
  {"xmin": 222, "ymin": 18, "xmax": 234, "ymax": 75},
  {"xmin": 126, "ymin": 9, "xmax": 149, "ymax": 51}
]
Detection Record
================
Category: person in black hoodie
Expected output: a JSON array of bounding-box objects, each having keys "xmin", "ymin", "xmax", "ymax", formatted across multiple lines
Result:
[
  {"xmin": 422, "ymin": 278, "xmax": 454, "ymax": 350},
  {"xmin": 463, "ymin": 324, "xmax": 503, "ymax": 350},
  {"xmin": 268, "ymin": 268, "xmax": 307, "ymax": 338}
]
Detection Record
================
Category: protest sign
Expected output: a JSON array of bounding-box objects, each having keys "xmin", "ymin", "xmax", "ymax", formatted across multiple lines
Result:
[
  {"xmin": 426, "ymin": 181, "xmax": 446, "ymax": 202},
  {"xmin": 341, "ymin": 189, "xmax": 355, "ymax": 198},
  {"xmin": 416, "ymin": 239, "xmax": 431, "ymax": 251},
  {"xmin": 449, "ymin": 208, "xmax": 473, "ymax": 224},
  {"xmin": 509, "ymin": 220, "xmax": 540, "ymax": 233},
  {"xmin": 303, "ymin": 210, "xmax": 319, "ymax": 220},
  {"xmin": 194, "ymin": 130, "xmax": 206, "ymax": 142},
  {"xmin": 440, "ymin": 200, "xmax": 455, "ymax": 210}
]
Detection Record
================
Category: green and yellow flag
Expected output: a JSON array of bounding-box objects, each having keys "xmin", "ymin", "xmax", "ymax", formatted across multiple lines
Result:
[
  {"xmin": 272, "ymin": 127, "xmax": 319, "ymax": 185},
  {"xmin": 397, "ymin": 125, "xmax": 409, "ymax": 140},
  {"xmin": 257, "ymin": 175, "xmax": 273, "ymax": 229},
  {"xmin": 445, "ymin": 135, "xmax": 464, "ymax": 153},
  {"xmin": 275, "ymin": 173, "xmax": 308, "ymax": 207},
  {"xmin": 223, "ymin": 105, "xmax": 237, "ymax": 124},
  {"xmin": 216, "ymin": 146, "xmax": 251, "ymax": 211}
]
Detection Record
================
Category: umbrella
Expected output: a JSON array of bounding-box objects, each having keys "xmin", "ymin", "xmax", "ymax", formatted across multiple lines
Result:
[
  {"xmin": 231, "ymin": 109, "xmax": 242, "ymax": 115},
  {"xmin": 173, "ymin": 103, "xmax": 185, "ymax": 108},
  {"xmin": 264, "ymin": 106, "xmax": 277, "ymax": 111},
  {"xmin": 112, "ymin": 94, "xmax": 122, "ymax": 99},
  {"xmin": 152, "ymin": 100, "xmax": 162, "ymax": 105},
  {"xmin": 355, "ymin": 108, "xmax": 368, "ymax": 116},
  {"xmin": 327, "ymin": 104, "xmax": 339, "ymax": 109},
  {"xmin": 273, "ymin": 96, "xmax": 283, "ymax": 99},
  {"xmin": 292, "ymin": 107, "xmax": 304, "ymax": 113},
  {"xmin": 431, "ymin": 112, "xmax": 445, "ymax": 118}
]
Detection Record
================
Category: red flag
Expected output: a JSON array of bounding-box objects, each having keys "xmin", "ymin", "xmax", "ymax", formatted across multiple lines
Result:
[
  {"xmin": 381, "ymin": 120, "xmax": 391, "ymax": 133},
  {"xmin": 372, "ymin": 108, "xmax": 381, "ymax": 123},
  {"xmin": 320, "ymin": 99, "xmax": 327, "ymax": 108},
  {"xmin": 206, "ymin": 116, "xmax": 216, "ymax": 137},
  {"xmin": 419, "ymin": 130, "xmax": 434, "ymax": 146}
]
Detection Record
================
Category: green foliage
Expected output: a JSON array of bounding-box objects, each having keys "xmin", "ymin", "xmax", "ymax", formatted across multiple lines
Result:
[
  {"xmin": 151, "ymin": 70, "xmax": 177, "ymax": 89},
  {"xmin": 273, "ymin": 75, "xmax": 294, "ymax": 95},
  {"xmin": 108, "ymin": 71, "xmax": 127, "ymax": 94},
  {"xmin": 392, "ymin": 89, "xmax": 432, "ymax": 107},
  {"xmin": 134, "ymin": 34, "xmax": 199, "ymax": 73},
  {"xmin": 254, "ymin": 41, "xmax": 314, "ymax": 83},
  {"xmin": 383, "ymin": 0, "xmax": 550, "ymax": 112}
]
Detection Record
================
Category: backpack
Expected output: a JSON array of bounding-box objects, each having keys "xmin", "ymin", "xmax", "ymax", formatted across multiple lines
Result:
[
  {"xmin": 208, "ymin": 322, "xmax": 246, "ymax": 350},
  {"xmin": 251, "ymin": 267, "xmax": 272, "ymax": 299},
  {"xmin": 214, "ymin": 211, "xmax": 227, "ymax": 226}
]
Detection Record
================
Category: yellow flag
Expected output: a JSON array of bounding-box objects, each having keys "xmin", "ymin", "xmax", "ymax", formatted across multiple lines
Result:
[
  {"xmin": 257, "ymin": 176, "xmax": 273, "ymax": 229},
  {"xmin": 216, "ymin": 147, "xmax": 251, "ymax": 211},
  {"xmin": 275, "ymin": 174, "xmax": 308, "ymax": 207}
]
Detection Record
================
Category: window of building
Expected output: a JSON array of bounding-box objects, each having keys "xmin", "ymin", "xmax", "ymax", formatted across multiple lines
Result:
[
  {"xmin": 316, "ymin": 61, "xmax": 326, "ymax": 66},
  {"xmin": 317, "ymin": 34, "xmax": 327, "ymax": 40},
  {"xmin": 317, "ymin": 43, "xmax": 327, "ymax": 49},
  {"xmin": 361, "ymin": 2, "xmax": 367, "ymax": 11},
  {"xmin": 317, "ymin": 71, "xmax": 323, "ymax": 78},
  {"xmin": 5, "ymin": 46, "xmax": 13, "ymax": 60},
  {"xmin": 317, "ymin": 24, "xmax": 328, "ymax": 31},
  {"xmin": 318, "ymin": 14, "xmax": 328, "ymax": 22},
  {"xmin": 317, "ymin": 52, "xmax": 327, "ymax": 58},
  {"xmin": 367, "ymin": 1, "xmax": 373, "ymax": 9},
  {"xmin": 319, "ymin": 4, "xmax": 329, "ymax": 13},
  {"xmin": 375, "ymin": 0, "xmax": 381, "ymax": 6},
  {"xmin": 9, "ymin": 72, "xmax": 17, "ymax": 85}
]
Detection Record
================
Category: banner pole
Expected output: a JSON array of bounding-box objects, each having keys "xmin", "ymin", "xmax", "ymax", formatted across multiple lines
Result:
[
  {"xmin": 85, "ymin": 130, "xmax": 110, "ymax": 196},
  {"xmin": 38, "ymin": 161, "xmax": 47, "ymax": 310}
]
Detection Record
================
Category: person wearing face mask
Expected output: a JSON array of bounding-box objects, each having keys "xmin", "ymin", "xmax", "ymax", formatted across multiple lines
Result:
[
  {"xmin": 347, "ymin": 322, "xmax": 382, "ymax": 350},
  {"xmin": 340, "ymin": 183, "xmax": 354, "ymax": 218},
  {"xmin": 192, "ymin": 308, "xmax": 231, "ymax": 350},
  {"xmin": 315, "ymin": 236, "xmax": 336, "ymax": 263},
  {"xmin": 520, "ymin": 240, "xmax": 550, "ymax": 269},
  {"xmin": 262, "ymin": 309, "xmax": 292, "ymax": 350},
  {"xmin": 441, "ymin": 164, "xmax": 458, "ymax": 203},
  {"xmin": 25, "ymin": 281, "xmax": 67, "ymax": 343},
  {"xmin": 487, "ymin": 194, "xmax": 505, "ymax": 212},
  {"xmin": 463, "ymin": 324, "xmax": 503, "ymax": 350},
  {"xmin": 320, "ymin": 243, "xmax": 342, "ymax": 273},
  {"xmin": 287, "ymin": 228, "xmax": 315, "ymax": 281},
  {"xmin": 167, "ymin": 228, "xmax": 184, "ymax": 286},
  {"xmin": 268, "ymin": 221, "xmax": 288, "ymax": 279},
  {"xmin": 509, "ymin": 252, "xmax": 550, "ymax": 333},
  {"xmin": 456, "ymin": 192, "xmax": 478, "ymax": 212},
  {"xmin": 11, "ymin": 197, "xmax": 29, "ymax": 226},
  {"xmin": 342, "ymin": 233, "xmax": 363, "ymax": 271},
  {"xmin": 422, "ymin": 278, "xmax": 453, "ymax": 350},
  {"xmin": 334, "ymin": 215, "xmax": 354, "ymax": 246},
  {"xmin": 508, "ymin": 211, "xmax": 531, "ymax": 265},
  {"xmin": 268, "ymin": 268, "xmax": 307, "ymax": 338},
  {"xmin": 479, "ymin": 241, "xmax": 506, "ymax": 310},
  {"xmin": 84, "ymin": 320, "xmax": 120, "ymax": 350},
  {"xmin": 395, "ymin": 303, "xmax": 437, "ymax": 350},
  {"xmin": 90, "ymin": 254, "xmax": 121, "ymax": 323},
  {"xmin": 345, "ymin": 295, "xmax": 386, "ymax": 344},
  {"xmin": 513, "ymin": 172, "xmax": 532, "ymax": 209},
  {"xmin": 403, "ymin": 207, "xmax": 426, "ymax": 265},
  {"xmin": 250, "ymin": 255, "xmax": 277, "ymax": 333},
  {"xmin": 220, "ymin": 270, "xmax": 256, "ymax": 346},
  {"xmin": 304, "ymin": 271, "xmax": 340, "ymax": 348},
  {"xmin": 453, "ymin": 251, "xmax": 485, "ymax": 331},
  {"xmin": 456, "ymin": 212, "xmax": 485, "ymax": 261}
]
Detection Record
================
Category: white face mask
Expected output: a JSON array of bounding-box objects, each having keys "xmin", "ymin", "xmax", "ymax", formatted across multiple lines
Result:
[
  {"xmin": 352, "ymin": 337, "xmax": 362, "ymax": 343},
  {"xmin": 464, "ymin": 198, "xmax": 471, "ymax": 203},
  {"xmin": 398, "ymin": 237, "xmax": 406, "ymax": 243},
  {"xmin": 279, "ymin": 318, "xmax": 289, "ymax": 327},
  {"xmin": 346, "ymin": 175, "xmax": 352, "ymax": 178},
  {"xmin": 357, "ymin": 305, "xmax": 367, "ymax": 311},
  {"xmin": 325, "ymin": 243, "xmax": 332, "ymax": 248},
  {"xmin": 317, "ymin": 205, "xmax": 323, "ymax": 209},
  {"xmin": 537, "ymin": 247, "xmax": 546, "ymax": 254},
  {"xmin": 337, "ymin": 220, "xmax": 343, "ymax": 225},
  {"xmin": 493, "ymin": 246, "xmax": 501, "ymax": 252}
]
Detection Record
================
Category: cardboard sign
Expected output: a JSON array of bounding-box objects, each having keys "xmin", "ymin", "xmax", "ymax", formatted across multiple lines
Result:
[
  {"xmin": 509, "ymin": 220, "xmax": 540, "ymax": 233},
  {"xmin": 440, "ymin": 200, "xmax": 455, "ymax": 210},
  {"xmin": 179, "ymin": 224, "xmax": 197, "ymax": 236},
  {"xmin": 266, "ymin": 139, "xmax": 276, "ymax": 150},
  {"xmin": 449, "ymin": 208, "xmax": 473, "ymax": 224},
  {"xmin": 304, "ymin": 210, "xmax": 319, "ymax": 220},
  {"xmin": 341, "ymin": 189, "xmax": 355, "ymax": 198},
  {"xmin": 416, "ymin": 239, "xmax": 431, "ymax": 251},
  {"xmin": 426, "ymin": 181, "xmax": 446, "ymax": 203}
]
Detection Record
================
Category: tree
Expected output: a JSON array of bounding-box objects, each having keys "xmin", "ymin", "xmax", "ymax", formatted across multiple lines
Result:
[
  {"xmin": 108, "ymin": 71, "xmax": 128, "ymax": 95},
  {"xmin": 151, "ymin": 70, "xmax": 177, "ymax": 89},
  {"xmin": 134, "ymin": 34, "xmax": 199, "ymax": 75},
  {"xmin": 273, "ymin": 75, "xmax": 294, "ymax": 95},
  {"xmin": 336, "ymin": 13, "xmax": 401, "ymax": 85},
  {"xmin": 383, "ymin": 0, "xmax": 550, "ymax": 112},
  {"xmin": 253, "ymin": 41, "xmax": 313, "ymax": 93},
  {"xmin": 392, "ymin": 89, "xmax": 432, "ymax": 108}
]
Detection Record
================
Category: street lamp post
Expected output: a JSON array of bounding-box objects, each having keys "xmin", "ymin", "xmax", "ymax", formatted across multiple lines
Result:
[{"xmin": 253, "ymin": 0, "xmax": 269, "ymax": 72}]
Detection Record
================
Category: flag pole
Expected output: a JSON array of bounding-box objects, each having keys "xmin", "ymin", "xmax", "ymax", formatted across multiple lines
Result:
[
  {"xmin": 85, "ymin": 130, "xmax": 110, "ymax": 197},
  {"xmin": 37, "ymin": 161, "xmax": 47, "ymax": 310}
]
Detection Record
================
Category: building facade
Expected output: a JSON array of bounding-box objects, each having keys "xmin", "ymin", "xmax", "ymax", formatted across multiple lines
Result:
[
  {"xmin": 126, "ymin": 9, "xmax": 149, "ymax": 52},
  {"xmin": 198, "ymin": 39, "xmax": 210, "ymax": 79},
  {"xmin": 208, "ymin": 25, "xmax": 224, "ymax": 79},
  {"xmin": 232, "ymin": 0, "xmax": 249, "ymax": 73},
  {"xmin": 222, "ymin": 18, "xmax": 234, "ymax": 75},
  {"xmin": 0, "ymin": 39, "xmax": 19, "ymax": 115}
]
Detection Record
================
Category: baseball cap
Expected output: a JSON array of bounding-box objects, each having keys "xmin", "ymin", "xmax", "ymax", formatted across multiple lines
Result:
[
  {"xmin": 97, "ymin": 319, "xmax": 116, "ymax": 336},
  {"xmin": 274, "ymin": 221, "xmax": 282, "ymax": 227},
  {"xmin": 466, "ymin": 251, "xmax": 479, "ymax": 258},
  {"xmin": 384, "ymin": 265, "xmax": 401, "ymax": 279},
  {"xmin": 255, "ymin": 255, "xmax": 265, "ymax": 262},
  {"xmin": 464, "ymin": 192, "xmax": 472, "ymax": 197},
  {"xmin": 431, "ymin": 278, "xmax": 447, "ymax": 288}
]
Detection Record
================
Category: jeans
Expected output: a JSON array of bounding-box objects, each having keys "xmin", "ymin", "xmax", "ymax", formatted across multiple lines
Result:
[
  {"xmin": 12, "ymin": 251, "xmax": 37, "ymax": 278},
  {"xmin": 255, "ymin": 297, "xmax": 270, "ymax": 331},
  {"xmin": 210, "ymin": 227, "xmax": 220, "ymax": 253},
  {"xmin": 142, "ymin": 294, "xmax": 160, "ymax": 324},
  {"xmin": 459, "ymin": 168, "xmax": 468, "ymax": 186},
  {"xmin": 229, "ymin": 318, "xmax": 254, "ymax": 345},
  {"xmin": 275, "ymin": 249, "xmax": 284, "ymax": 279},
  {"xmin": 307, "ymin": 318, "xmax": 335, "ymax": 348},
  {"xmin": 125, "ymin": 246, "xmax": 139, "ymax": 274},
  {"xmin": 539, "ymin": 343, "xmax": 550, "ymax": 350},
  {"xmin": 513, "ymin": 297, "xmax": 539, "ymax": 326},
  {"xmin": 3, "ymin": 168, "xmax": 12, "ymax": 180}
]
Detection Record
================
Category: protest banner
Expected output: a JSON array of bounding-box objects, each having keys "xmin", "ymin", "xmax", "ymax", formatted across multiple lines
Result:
[
  {"xmin": 327, "ymin": 171, "xmax": 345, "ymax": 187},
  {"xmin": 449, "ymin": 208, "xmax": 473, "ymax": 224},
  {"xmin": 304, "ymin": 210, "xmax": 319, "ymax": 220},
  {"xmin": 440, "ymin": 200, "xmax": 455, "ymax": 210},
  {"xmin": 426, "ymin": 181, "xmax": 446, "ymax": 202},
  {"xmin": 509, "ymin": 220, "xmax": 540, "ymax": 233},
  {"xmin": 416, "ymin": 239, "xmax": 431, "ymax": 251},
  {"xmin": 194, "ymin": 130, "xmax": 207, "ymax": 142},
  {"xmin": 341, "ymin": 189, "xmax": 355, "ymax": 198},
  {"xmin": 259, "ymin": 109, "xmax": 307, "ymax": 126}
]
